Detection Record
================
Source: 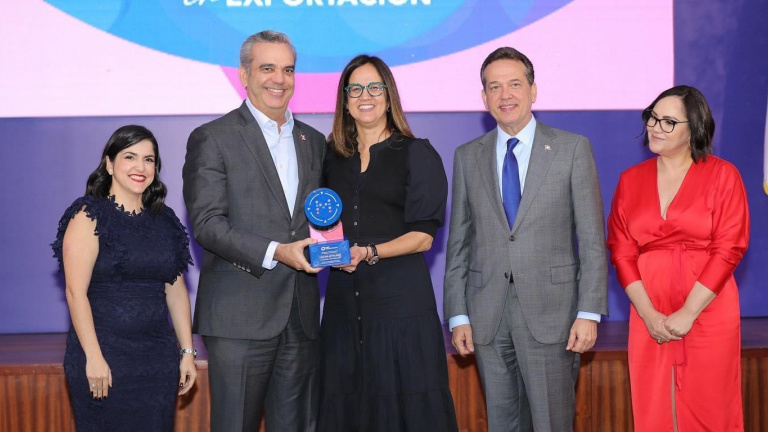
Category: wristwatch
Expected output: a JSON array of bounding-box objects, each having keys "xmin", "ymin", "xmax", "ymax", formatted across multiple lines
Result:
[
  {"xmin": 366, "ymin": 244, "xmax": 379, "ymax": 265},
  {"xmin": 180, "ymin": 348, "xmax": 197, "ymax": 358}
]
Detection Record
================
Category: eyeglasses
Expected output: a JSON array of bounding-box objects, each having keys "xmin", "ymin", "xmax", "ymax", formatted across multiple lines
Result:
[
  {"xmin": 644, "ymin": 111, "xmax": 689, "ymax": 133},
  {"xmin": 344, "ymin": 82, "xmax": 387, "ymax": 98}
]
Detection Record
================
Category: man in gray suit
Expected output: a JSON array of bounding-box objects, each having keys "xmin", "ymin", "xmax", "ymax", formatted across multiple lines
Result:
[
  {"xmin": 443, "ymin": 47, "xmax": 608, "ymax": 431},
  {"xmin": 182, "ymin": 30, "xmax": 325, "ymax": 432}
]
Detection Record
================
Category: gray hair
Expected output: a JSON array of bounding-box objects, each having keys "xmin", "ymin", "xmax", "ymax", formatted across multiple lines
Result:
[{"xmin": 239, "ymin": 30, "xmax": 297, "ymax": 74}]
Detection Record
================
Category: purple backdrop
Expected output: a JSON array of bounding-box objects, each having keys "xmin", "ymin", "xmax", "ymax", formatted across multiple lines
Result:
[{"xmin": 1, "ymin": 1, "xmax": 767, "ymax": 333}]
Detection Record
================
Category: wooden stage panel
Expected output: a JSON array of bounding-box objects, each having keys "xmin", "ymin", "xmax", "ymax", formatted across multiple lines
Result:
[
  {"xmin": 2, "ymin": 319, "xmax": 767, "ymax": 432},
  {"xmin": 742, "ymin": 354, "xmax": 768, "ymax": 432}
]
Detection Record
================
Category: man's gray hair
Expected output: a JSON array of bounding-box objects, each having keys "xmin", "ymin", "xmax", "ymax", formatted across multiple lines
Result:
[{"xmin": 240, "ymin": 30, "xmax": 297, "ymax": 74}]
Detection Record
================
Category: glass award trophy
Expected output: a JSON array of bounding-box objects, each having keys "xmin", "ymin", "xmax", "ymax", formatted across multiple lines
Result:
[{"xmin": 304, "ymin": 188, "xmax": 351, "ymax": 268}]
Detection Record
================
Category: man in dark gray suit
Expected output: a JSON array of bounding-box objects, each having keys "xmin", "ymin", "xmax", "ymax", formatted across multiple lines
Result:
[
  {"xmin": 443, "ymin": 47, "xmax": 608, "ymax": 432},
  {"xmin": 182, "ymin": 30, "xmax": 325, "ymax": 432}
]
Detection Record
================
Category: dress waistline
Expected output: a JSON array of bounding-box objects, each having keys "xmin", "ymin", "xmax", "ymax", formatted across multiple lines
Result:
[{"xmin": 639, "ymin": 242, "xmax": 706, "ymax": 254}]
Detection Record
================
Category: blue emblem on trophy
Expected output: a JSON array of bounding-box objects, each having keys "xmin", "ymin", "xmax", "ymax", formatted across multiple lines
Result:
[{"xmin": 305, "ymin": 188, "xmax": 351, "ymax": 268}]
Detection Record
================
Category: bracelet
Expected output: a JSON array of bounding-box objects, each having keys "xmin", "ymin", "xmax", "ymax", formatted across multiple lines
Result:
[
  {"xmin": 180, "ymin": 348, "xmax": 197, "ymax": 358},
  {"xmin": 365, "ymin": 243, "xmax": 380, "ymax": 265},
  {"xmin": 364, "ymin": 246, "xmax": 371, "ymax": 260}
]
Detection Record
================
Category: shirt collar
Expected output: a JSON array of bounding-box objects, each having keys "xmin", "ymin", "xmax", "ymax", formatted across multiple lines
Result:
[
  {"xmin": 245, "ymin": 98, "xmax": 293, "ymax": 130},
  {"xmin": 497, "ymin": 115, "xmax": 537, "ymax": 149}
]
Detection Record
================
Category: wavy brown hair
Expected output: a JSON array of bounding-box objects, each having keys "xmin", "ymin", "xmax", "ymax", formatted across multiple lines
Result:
[{"xmin": 329, "ymin": 55, "xmax": 413, "ymax": 157}]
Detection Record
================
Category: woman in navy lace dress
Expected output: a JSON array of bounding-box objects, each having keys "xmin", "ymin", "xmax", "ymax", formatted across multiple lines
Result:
[{"xmin": 52, "ymin": 125, "xmax": 196, "ymax": 432}]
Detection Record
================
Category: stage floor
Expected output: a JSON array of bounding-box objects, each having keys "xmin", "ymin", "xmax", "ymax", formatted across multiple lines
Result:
[{"xmin": 2, "ymin": 318, "xmax": 767, "ymax": 431}]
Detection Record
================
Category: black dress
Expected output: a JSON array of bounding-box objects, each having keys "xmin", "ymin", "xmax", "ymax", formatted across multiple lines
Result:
[
  {"xmin": 52, "ymin": 196, "xmax": 192, "ymax": 432},
  {"xmin": 319, "ymin": 135, "xmax": 458, "ymax": 432}
]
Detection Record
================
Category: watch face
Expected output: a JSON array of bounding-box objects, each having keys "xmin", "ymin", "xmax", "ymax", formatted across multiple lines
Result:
[{"xmin": 367, "ymin": 256, "xmax": 379, "ymax": 265}]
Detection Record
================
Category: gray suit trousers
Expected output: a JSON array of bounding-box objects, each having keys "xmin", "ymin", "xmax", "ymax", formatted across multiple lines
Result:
[
  {"xmin": 204, "ymin": 293, "xmax": 319, "ymax": 432},
  {"xmin": 473, "ymin": 284, "xmax": 579, "ymax": 432}
]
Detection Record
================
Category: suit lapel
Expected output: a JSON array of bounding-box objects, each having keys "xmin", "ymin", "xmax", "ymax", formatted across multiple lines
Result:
[
  {"xmin": 291, "ymin": 124, "xmax": 312, "ymax": 222},
  {"xmin": 237, "ymin": 104, "xmax": 292, "ymax": 221},
  {"xmin": 512, "ymin": 122, "xmax": 556, "ymax": 232},
  {"xmin": 476, "ymin": 130, "xmax": 509, "ymax": 229}
]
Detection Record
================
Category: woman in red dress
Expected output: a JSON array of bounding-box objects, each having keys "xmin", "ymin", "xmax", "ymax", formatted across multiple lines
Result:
[{"xmin": 607, "ymin": 85, "xmax": 749, "ymax": 431}]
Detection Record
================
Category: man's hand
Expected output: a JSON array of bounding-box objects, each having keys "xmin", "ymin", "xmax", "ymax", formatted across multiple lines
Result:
[
  {"xmin": 274, "ymin": 238, "xmax": 320, "ymax": 273},
  {"xmin": 566, "ymin": 318, "xmax": 598, "ymax": 353},
  {"xmin": 451, "ymin": 324, "xmax": 475, "ymax": 357}
]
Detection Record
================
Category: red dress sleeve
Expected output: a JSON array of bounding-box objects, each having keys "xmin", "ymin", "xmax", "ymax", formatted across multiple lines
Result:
[
  {"xmin": 607, "ymin": 173, "xmax": 642, "ymax": 289},
  {"xmin": 697, "ymin": 162, "xmax": 750, "ymax": 294}
]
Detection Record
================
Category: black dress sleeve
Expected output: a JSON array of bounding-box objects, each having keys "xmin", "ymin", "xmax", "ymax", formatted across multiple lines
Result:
[
  {"xmin": 162, "ymin": 205, "xmax": 194, "ymax": 283},
  {"xmin": 404, "ymin": 138, "xmax": 448, "ymax": 237},
  {"xmin": 51, "ymin": 195, "xmax": 104, "ymax": 272}
]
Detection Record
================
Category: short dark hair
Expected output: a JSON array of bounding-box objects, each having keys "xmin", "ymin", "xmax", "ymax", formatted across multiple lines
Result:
[
  {"xmin": 85, "ymin": 125, "xmax": 167, "ymax": 214},
  {"xmin": 480, "ymin": 47, "xmax": 535, "ymax": 88},
  {"xmin": 642, "ymin": 85, "xmax": 714, "ymax": 162},
  {"xmin": 329, "ymin": 54, "xmax": 414, "ymax": 157}
]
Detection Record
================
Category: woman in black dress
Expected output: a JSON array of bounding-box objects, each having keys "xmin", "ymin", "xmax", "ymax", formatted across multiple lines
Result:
[
  {"xmin": 52, "ymin": 125, "xmax": 196, "ymax": 432},
  {"xmin": 318, "ymin": 55, "xmax": 458, "ymax": 432}
]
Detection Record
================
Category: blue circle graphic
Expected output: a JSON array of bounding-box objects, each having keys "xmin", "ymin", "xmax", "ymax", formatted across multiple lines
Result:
[
  {"xmin": 305, "ymin": 188, "xmax": 343, "ymax": 227},
  {"xmin": 45, "ymin": 0, "xmax": 572, "ymax": 73}
]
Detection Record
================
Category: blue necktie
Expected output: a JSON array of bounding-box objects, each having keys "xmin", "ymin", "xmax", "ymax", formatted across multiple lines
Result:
[{"xmin": 502, "ymin": 138, "xmax": 521, "ymax": 229}]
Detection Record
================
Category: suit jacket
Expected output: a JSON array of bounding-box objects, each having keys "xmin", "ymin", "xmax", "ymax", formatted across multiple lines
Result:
[
  {"xmin": 183, "ymin": 102, "xmax": 326, "ymax": 341},
  {"xmin": 443, "ymin": 121, "xmax": 608, "ymax": 345}
]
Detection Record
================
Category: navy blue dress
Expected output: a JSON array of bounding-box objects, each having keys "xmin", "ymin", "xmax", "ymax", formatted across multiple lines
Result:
[
  {"xmin": 52, "ymin": 196, "xmax": 192, "ymax": 432},
  {"xmin": 319, "ymin": 135, "xmax": 458, "ymax": 432}
]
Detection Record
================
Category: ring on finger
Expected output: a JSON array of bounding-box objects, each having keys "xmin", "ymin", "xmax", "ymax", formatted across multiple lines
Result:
[{"xmin": 657, "ymin": 338, "xmax": 663, "ymax": 344}]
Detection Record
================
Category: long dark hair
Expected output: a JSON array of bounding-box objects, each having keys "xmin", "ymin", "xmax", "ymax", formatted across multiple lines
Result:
[
  {"xmin": 642, "ymin": 85, "xmax": 714, "ymax": 162},
  {"xmin": 85, "ymin": 125, "xmax": 167, "ymax": 214},
  {"xmin": 329, "ymin": 55, "xmax": 414, "ymax": 157}
]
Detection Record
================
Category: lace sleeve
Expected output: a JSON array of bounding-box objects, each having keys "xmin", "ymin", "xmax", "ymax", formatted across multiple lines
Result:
[
  {"xmin": 163, "ymin": 205, "xmax": 194, "ymax": 283},
  {"xmin": 50, "ymin": 196, "xmax": 105, "ymax": 272}
]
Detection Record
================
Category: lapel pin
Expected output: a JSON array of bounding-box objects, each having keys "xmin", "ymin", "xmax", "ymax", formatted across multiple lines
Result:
[
  {"xmin": 545, "ymin": 145, "xmax": 551, "ymax": 151},
  {"xmin": 300, "ymin": 134, "xmax": 307, "ymax": 141}
]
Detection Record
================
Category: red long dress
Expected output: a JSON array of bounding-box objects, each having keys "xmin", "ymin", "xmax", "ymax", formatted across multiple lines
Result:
[{"xmin": 607, "ymin": 156, "xmax": 749, "ymax": 431}]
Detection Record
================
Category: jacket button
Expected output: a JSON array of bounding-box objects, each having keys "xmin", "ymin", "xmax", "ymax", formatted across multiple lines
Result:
[
  {"xmin": 509, "ymin": 235, "xmax": 515, "ymax": 241},
  {"xmin": 290, "ymin": 230, "xmax": 296, "ymax": 236},
  {"xmin": 504, "ymin": 272, "xmax": 509, "ymax": 279}
]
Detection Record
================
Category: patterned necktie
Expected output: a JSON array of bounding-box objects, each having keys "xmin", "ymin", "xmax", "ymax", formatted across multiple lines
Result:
[{"xmin": 502, "ymin": 138, "xmax": 521, "ymax": 229}]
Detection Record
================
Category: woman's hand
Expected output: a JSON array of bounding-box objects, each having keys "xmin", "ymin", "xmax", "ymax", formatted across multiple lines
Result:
[
  {"xmin": 178, "ymin": 355, "xmax": 198, "ymax": 396},
  {"xmin": 664, "ymin": 309, "xmax": 696, "ymax": 338},
  {"xmin": 85, "ymin": 355, "xmax": 112, "ymax": 399},
  {"xmin": 641, "ymin": 309, "xmax": 681, "ymax": 344},
  {"xmin": 335, "ymin": 245, "xmax": 369, "ymax": 273}
]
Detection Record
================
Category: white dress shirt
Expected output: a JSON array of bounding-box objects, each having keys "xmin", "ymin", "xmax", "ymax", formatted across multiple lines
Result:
[{"xmin": 244, "ymin": 99, "xmax": 299, "ymax": 270}]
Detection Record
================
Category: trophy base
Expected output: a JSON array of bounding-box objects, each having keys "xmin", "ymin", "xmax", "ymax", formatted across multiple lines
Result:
[{"xmin": 309, "ymin": 240, "xmax": 351, "ymax": 268}]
